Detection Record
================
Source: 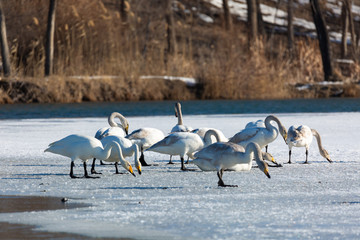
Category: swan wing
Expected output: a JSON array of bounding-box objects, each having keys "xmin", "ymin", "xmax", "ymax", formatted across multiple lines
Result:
[
  {"xmin": 245, "ymin": 120, "xmax": 265, "ymax": 129},
  {"xmin": 229, "ymin": 127, "xmax": 261, "ymax": 143}
]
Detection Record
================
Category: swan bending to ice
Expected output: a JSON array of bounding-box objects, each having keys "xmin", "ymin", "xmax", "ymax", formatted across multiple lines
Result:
[
  {"xmin": 193, "ymin": 142, "xmax": 271, "ymax": 187},
  {"xmin": 286, "ymin": 125, "xmax": 332, "ymax": 164},
  {"xmin": 44, "ymin": 134, "xmax": 135, "ymax": 178},
  {"xmin": 229, "ymin": 115, "xmax": 287, "ymax": 149},
  {"xmin": 91, "ymin": 135, "xmax": 142, "ymax": 175},
  {"xmin": 146, "ymin": 130, "xmax": 221, "ymax": 171}
]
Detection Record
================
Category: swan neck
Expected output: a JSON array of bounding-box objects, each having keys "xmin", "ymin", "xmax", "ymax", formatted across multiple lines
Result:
[
  {"xmin": 108, "ymin": 112, "xmax": 119, "ymax": 127},
  {"xmin": 311, "ymin": 129, "xmax": 325, "ymax": 153},
  {"xmin": 108, "ymin": 112, "xmax": 127, "ymax": 130},
  {"xmin": 176, "ymin": 103, "xmax": 183, "ymax": 125},
  {"xmin": 265, "ymin": 115, "xmax": 286, "ymax": 135},
  {"xmin": 133, "ymin": 144, "xmax": 139, "ymax": 162},
  {"xmin": 203, "ymin": 129, "xmax": 220, "ymax": 145},
  {"xmin": 265, "ymin": 115, "xmax": 278, "ymax": 129},
  {"xmin": 99, "ymin": 142, "xmax": 115, "ymax": 160},
  {"xmin": 106, "ymin": 141, "xmax": 125, "ymax": 163},
  {"xmin": 245, "ymin": 142, "xmax": 262, "ymax": 165}
]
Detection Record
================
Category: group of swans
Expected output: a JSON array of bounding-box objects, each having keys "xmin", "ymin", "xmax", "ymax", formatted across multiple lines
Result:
[
  {"xmin": 45, "ymin": 112, "xmax": 162, "ymax": 179},
  {"xmin": 44, "ymin": 134, "xmax": 135, "ymax": 178},
  {"xmin": 44, "ymin": 102, "xmax": 332, "ymax": 187}
]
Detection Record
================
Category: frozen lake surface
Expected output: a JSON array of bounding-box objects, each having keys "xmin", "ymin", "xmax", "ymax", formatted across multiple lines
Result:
[{"xmin": 0, "ymin": 112, "xmax": 360, "ymax": 239}]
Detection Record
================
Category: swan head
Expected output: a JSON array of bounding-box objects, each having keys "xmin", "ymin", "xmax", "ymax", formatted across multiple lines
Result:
[
  {"xmin": 124, "ymin": 124, "xmax": 129, "ymax": 135},
  {"xmin": 279, "ymin": 125, "xmax": 287, "ymax": 143},
  {"xmin": 249, "ymin": 142, "xmax": 271, "ymax": 178},
  {"xmin": 261, "ymin": 152, "xmax": 276, "ymax": 165},
  {"xmin": 121, "ymin": 160, "xmax": 136, "ymax": 177},
  {"xmin": 257, "ymin": 160, "xmax": 271, "ymax": 178},
  {"xmin": 321, "ymin": 149, "xmax": 332, "ymax": 163},
  {"xmin": 135, "ymin": 159, "xmax": 142, "ymax": 175}
]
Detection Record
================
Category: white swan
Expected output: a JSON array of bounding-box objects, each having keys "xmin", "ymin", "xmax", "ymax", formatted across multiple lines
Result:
[
  {"xmin": 286, "ymin": 125, "xmax": 332, "ymax": 164},
  {"xmin": 192, "ymin": 128, "xmax": 228, "ymax": 142},
  {"xmin": 171, "ymin": 102, "xmax": 193, "ymax": 133},
  {"xmin": 146, "ymin": 130, "xmax": 221, "ymax": 171},
  {"xmin": 126, "ymin": 127, "xmax": 165, "ymax": 166},
  {"xmin": 95, "ymin": 112, "xmax": 129, "ymax": 140},
  {"xmin": 91, "ymin": 135, "xmax": 142, "ymax": 175},
  {"xmin": 44, "ymin": 134, "xmax": 135, "ymax": 178},
  {"xmin": 245, "ymin": 119, "xmax": 268, "ymax": 152},
  {"xmin": 193, "ymin": 142, "xmax": 271, "ymax": 187},
  {"xmin": 229, "ymin": 115, "xmax": 287, "ymax": 149}
]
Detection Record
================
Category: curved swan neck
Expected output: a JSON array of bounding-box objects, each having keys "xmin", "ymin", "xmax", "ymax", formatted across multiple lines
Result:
[
  {"xmin": 175, "ymin": 102, "xmax": 183, "ymax": 125},
  {"xmin": 104, "ymin": 141, "xmax": 126, "ymax": 163},
  {"xmin": 265, "ymin": 115, "xmax": 286, "ymax": 137},
  {"xmin": 98, "ymin": 142, "xmax": 115, "ymax": 160},
  {"xmin": 245, "ymin": 142, "xmax": 263, "ymax": 165},
  {"xmin": 311, "ymin": 129, "xmax": 325, "ymax": 153},
  {"xmin": 108, "ymin": 112, "xmax": 128, "ymax": 131},
  {"xmin": 203, "ymin": 129, "xmax": 221, "ymax": 145},
  {"xmin": 265, "ymin": 115, "xmax": 279, "ymax": 129},
  {"xmin": 132, "ymin": 144, "xmax": 139, "ymax": 162}
]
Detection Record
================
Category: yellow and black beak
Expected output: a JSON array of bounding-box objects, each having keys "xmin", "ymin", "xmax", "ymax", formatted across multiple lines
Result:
[
  {"xmin": 129, "ymin": 165, "xmax": 136, "ymax": 177},
  {"xmin": 125, "ymin": 125, "xmax": 129, "ymax": 135},
  {"xmin": 137, "ymin": 165, "xmax": 142, "ymax": 175},
  {"xmin": 283, "ymin": 133, "xmax": 287, "ymax": 142},
  {"xmin": 264, "ymin": 168, "xmax": 271, "ymax": 178}
]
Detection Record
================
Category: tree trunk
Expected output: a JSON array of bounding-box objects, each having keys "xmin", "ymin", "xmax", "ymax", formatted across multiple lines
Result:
[
  {"xmin": 310, "ymin": 0, "xmax": 333, "ymax": 81},
  {"xmin": 222, "ymin": 0, "xmax": 232, "ymax": 31},
  {"xmin": 287, "ymin": 0, "xmax": 294, "ymax": 53},
  {"xmin": 340, "ymin": 3, "xmax": 348, "ymax": 58},
  {"xmin": 119, "ymin": 0, "xmax": 127, "ymax": 25},
  {"xmin": 45, "ymin": 0, "xmax": 57, "ymax": 76},
  {"xmin": 0, "ymin": 0, "xmax": 11, "ymax": 77},
  {"xmin": 256, "ymin": 0, "xmax": 265, "ymax": 35},
  {"xmin": 345, "ymin": 0, "xmax": 357, "ymax": 60},
  {"xmin": 246, "ymin": 0, "xmax": 258, "ymax": 47},
  {"xmin": 165, "ymin": 0, "xmax": 176, "ymax": 56}
]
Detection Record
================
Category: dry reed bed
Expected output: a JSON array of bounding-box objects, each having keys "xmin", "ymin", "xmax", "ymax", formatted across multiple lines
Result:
[{"xmin": 0, "ymin": 0, "xmax": 359, "ymax": 103}]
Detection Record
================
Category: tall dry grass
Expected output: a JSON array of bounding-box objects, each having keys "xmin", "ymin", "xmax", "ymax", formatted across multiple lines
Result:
[{"xmin": 1, "ymin": 0, "xmax": 359, "ymax": 103}]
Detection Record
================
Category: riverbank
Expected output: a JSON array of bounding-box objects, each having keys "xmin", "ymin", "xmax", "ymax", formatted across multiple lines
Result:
[{"xmin": 0, "ymin": 76, "xmax": 359, "ymax": 104}]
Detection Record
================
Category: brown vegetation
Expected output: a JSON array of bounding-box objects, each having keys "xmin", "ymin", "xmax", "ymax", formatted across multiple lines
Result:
[{"xmin": 0, "ymin": 0, "xmax": 359, "ymax": 104}]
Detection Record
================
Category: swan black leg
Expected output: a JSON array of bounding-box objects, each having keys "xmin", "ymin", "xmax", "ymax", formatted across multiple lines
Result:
[
  {"xmin": 115, "ymin": 162, "xmax": 119, "ymax": 174},
  {"xmin": 70, "ymin": 161, "xmax": 80, "ymax": 178},
  {"xmin": 83, "ymin": 162, "xmax": 100, "ymax": 178},
  {"xmin": 217, "ymin": 169, "xmax": 237, "ymax": 187},
  {"xmin": 91, "ymin": 158, "xmax": 102, "ymax": 174},
  {"xmin": 139, "ymin": 148, "xmax": 158, "ymax": 166},
  {"xmin": 181, "ymin": 157, "xmax": 195, "ymax": 171},
  {"xmin": 139, "ymin": 151, "xmax": 151, "ymax": 166},
  {"xmin": 113, "ymin": 162, "xmax": 126, "ymax": 174},
  {"xmin": 303, "ymin": 149, "xmax": 309, "ymax": 164},
  {"xmin": 168, "ymin": 155, "xmax": 175, "ymax": 164},
  {"xmin": 288, "ymin": 150, "xmax": 292, "ymax": 164},
  {"xmin": 265, "ymin": 145, "xmax": 268, "ymax": 153}
]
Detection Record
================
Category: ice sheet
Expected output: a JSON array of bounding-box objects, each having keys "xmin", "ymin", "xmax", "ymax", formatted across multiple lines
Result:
[{"xmin": 0, "ymin": 113, "xmax": 360, "ymax": 239}]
